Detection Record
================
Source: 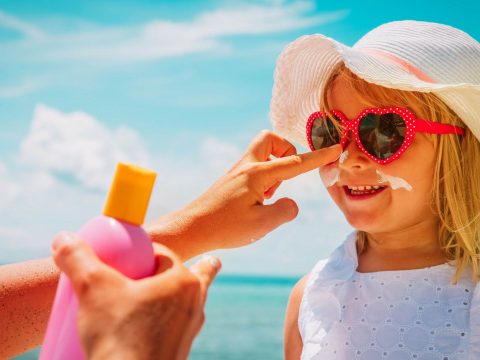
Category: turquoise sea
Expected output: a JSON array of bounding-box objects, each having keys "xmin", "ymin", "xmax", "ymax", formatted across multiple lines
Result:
[{"xmin": 14, "ymin": 275, "xmax": 298, "ymax": 360}]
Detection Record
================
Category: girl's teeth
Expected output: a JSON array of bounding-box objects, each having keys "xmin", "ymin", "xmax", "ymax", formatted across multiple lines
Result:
[
  {"xmin": 346, "ymin": 185, "xmax": 385, "ymax": 196},
  {"xmin": 347, "ymin": 185, "xmax": 382, "ymax": 190}
]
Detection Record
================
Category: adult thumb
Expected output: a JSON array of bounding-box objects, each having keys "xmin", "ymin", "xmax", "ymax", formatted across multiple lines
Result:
[
  {"xmin": 51, "ymin": 232, "xmax": 117, "ymax": 298},
  {"xmin": 257, "ymin": 197, "xmax": 299, "ymax": 234}
]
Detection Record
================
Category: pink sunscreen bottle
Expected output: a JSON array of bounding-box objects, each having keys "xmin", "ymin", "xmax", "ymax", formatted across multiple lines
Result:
[{"xmin": 40, "ymin": 163, "xmax": 157, "ymax": 360}]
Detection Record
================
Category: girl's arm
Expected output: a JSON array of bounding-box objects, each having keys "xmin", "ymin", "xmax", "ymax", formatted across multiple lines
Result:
[
  {"xmin": 0, "ymin": 257, "xmax": 59, "ymax": 359},
  {"xmin": 284, "ymin": 275, "xmax": 307, "ymax": 360}
]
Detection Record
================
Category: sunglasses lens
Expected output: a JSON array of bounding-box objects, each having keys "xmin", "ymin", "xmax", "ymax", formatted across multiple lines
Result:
[
  {"xmin": 310, "ymin": 114, "xmax": 341, "ymax": 150},
  {"xmin": 358, "ymin": 113, "xmax": 406, "ymax": 160}
]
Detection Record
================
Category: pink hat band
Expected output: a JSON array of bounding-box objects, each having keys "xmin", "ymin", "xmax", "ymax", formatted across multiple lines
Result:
[{"xmin": 360, "ymin": 48, "xmax": 437, "ymax": 83}]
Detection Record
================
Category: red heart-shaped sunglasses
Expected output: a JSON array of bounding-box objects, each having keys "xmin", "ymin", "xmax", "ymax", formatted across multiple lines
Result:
[{"xmin": 306, "ymin": 107, "xmax": 465, "ymax": 164}]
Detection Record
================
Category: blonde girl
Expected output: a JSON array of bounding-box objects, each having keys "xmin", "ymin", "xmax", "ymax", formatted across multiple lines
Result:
[{"xmin": 272, "ymin": 21, "xmax": 480, "ymax": 359}]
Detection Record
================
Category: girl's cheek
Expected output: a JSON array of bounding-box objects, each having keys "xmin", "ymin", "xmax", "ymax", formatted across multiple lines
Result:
[{"xmin": 319, "ymin": 164, "xmax": 340, "ymax": 188}]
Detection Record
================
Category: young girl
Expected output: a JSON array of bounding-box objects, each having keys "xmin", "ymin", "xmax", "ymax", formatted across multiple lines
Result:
[{"xmin": 271, "ymin": 21, "xmax": 480, "ymax": 359}]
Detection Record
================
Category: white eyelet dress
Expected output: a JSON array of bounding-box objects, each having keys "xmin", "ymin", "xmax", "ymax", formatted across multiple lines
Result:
[{"xmin": 298, "ymin": 231, "xmax": 480, "ymax": 360}]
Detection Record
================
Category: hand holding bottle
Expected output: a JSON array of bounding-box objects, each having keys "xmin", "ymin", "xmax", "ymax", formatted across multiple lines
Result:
[
  {"xmin": 42, "ymin": 163, "xmax": 160, "ymax": 360},
  {"xmin": 52, "ymin": 232, "xmax": 221, "ymax": 360}
]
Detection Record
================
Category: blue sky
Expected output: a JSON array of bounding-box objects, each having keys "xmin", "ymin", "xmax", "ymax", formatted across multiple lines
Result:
[{"xmin": 1, "ymin": 0, "xmax": 479, "ymax": 275}]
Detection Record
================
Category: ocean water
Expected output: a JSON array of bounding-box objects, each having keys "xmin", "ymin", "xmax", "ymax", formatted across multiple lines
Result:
[{"xmin": 13, "ymin": 275, "xmax": 298, "ymax": 360}]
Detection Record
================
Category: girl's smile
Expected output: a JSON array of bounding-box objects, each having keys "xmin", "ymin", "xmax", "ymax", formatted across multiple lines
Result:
[{"xmin": 342, "ymin": 184, "xmax": 387, "ymax": 199}]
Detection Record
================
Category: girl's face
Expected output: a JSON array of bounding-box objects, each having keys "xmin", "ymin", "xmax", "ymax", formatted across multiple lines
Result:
[{"xmin": 320, "ymin": 76, "xmax": 439, "ymax": 233}]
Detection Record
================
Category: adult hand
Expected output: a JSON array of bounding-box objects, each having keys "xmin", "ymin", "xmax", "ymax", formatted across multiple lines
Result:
[
  {"xmin": 148, "ymin": 130, "xmax": 341, "ymax": 260},
  {"xmin": 51, "ymin": 232, "xmax": 221, "ymax": 360}
]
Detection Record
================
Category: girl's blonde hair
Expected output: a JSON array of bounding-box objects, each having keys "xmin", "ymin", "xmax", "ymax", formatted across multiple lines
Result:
[{"xmin": 321, "ymin": 64, "xmax": 480, "ymax": 283}]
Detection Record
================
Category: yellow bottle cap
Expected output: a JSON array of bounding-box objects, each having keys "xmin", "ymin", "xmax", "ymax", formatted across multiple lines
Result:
[{"xmin": 103, "ymin": 163, "xmax": 157, "ymax": 225}]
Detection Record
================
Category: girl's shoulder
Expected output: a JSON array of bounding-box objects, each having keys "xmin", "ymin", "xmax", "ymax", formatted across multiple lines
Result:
[
  {"xmin": 285, "ymin": 275, "xmax": 310, "ymax": 359},
  {"xmin": 291, "ymin": 274, "xmax": 309, "ymax": 300},
  {"xmin": 286, "ymin": 274, "xmax": 309, "ymax": 328}
]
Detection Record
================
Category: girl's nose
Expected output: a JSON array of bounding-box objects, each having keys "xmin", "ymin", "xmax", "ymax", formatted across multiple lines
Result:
[{"xmin": 339, "ymin": 131, "xmax": 371, "ymax": 170}]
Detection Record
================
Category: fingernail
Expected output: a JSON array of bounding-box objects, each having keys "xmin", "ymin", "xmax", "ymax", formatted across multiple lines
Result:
[
  {"xmin": 210, "ymin": 257, "xmax": 221, "ymax": 270},
  {"xmin": 203, "ymin": 255, "xmax": 221, "ymax": 271},
  {"xmin": 51, "ymin": 232, "xmax": 75, "ymax": 251}
]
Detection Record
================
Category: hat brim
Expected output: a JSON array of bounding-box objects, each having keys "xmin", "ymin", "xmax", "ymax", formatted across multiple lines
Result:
[{"xmin": 270, "ymin": 34, "xmax": 480, "ymax": 147}]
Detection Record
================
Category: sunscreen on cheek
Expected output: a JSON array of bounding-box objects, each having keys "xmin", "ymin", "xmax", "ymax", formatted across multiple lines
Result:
[
  {"xmin": 319, "ymin": 165, "xmax": 340, "ymax": 187},
  {"xmin": 376, "ymin": 170, "xmax": 412, "ymax": 191}
]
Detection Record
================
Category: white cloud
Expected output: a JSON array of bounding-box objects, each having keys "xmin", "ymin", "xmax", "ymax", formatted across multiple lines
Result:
[
  {"xmin": 0, "ymin": 10, "xmax": 45, "ymax": 40},
  {"xmin": 200, "ymin": 137, "xmax": 243, "ymax": 173},
  {"xmin": 187, "ymin": 2, "xmax": 346, "ymax": 37},
  {"xmin": 0, "ymin": 78, "xmax": 43, "ymax": 98},
  {"xmin": 19, "ymin": 104, "xmax": 151, "ymax": 190},
  {"xmin": 0, "ymin": 161, "xmax": 21, "ymax": 207},
  {"xmin": 0, "ymin": 225, "xmax": 35, "ymax": 262},
  {"xmin": 0, "ymin": 104, "xmax": 151, "ymax": 260},
  {"xmin": 0, "ymin": 2, "xmax": 348, "ymax": 63},
  {"xmin": 146, "ymin": 137, "xmax": 245, "ymax": 217}
]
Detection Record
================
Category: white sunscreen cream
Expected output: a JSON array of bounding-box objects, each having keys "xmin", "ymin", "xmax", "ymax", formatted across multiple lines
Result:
[
  {"xmin": 320, "ymin": 166, "xmax": 340, "ymax": 187},
  {"xmin": 376, "ymin": 170, "xmax": 412, "ymax": 191},
  {"xmin": 339, "ymin": 150, "xmax": 349, "ymax": 164}
]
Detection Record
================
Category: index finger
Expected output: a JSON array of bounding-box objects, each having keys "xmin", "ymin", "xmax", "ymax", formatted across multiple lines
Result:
[{"xmin": 258, "ymin": 144, "xmax": 342, "ymax": 182}]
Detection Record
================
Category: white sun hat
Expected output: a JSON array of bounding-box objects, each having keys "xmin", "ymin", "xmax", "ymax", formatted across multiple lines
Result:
[{"xmin": 270, "ymin": 20, "xmax": 480, "ymax": 148}]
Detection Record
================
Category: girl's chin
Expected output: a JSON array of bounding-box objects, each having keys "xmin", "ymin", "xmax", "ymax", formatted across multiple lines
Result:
[
  {"xmin": 344, "ymin": 212, "xmax": 382, "ymax": 232},
  {"xmin": 331, "ymin": 191, "xmax": 389, "ymax": 231}
]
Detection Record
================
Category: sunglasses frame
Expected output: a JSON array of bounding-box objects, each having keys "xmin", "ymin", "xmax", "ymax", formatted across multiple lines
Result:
[{"xmin": 306, "ymin": 107, "xmax": 465, "ymax": 165}]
